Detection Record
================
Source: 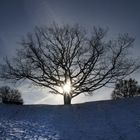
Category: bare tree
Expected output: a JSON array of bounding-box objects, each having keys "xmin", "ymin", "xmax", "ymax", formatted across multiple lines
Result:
[
  {"xmin": 0, "ymin": 86, "xmax": 23, "ymax": 105},
  {"xmin": 0, "ymin": 24, "xmax": 139, "ymax": 104},
  {"xmin": 112, "ymin": 78, "xmax": 140, "ymax": 100}
]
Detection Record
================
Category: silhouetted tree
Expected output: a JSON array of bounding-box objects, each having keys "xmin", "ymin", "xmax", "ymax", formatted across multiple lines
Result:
[
  {"xmin": 0, "ymin": 24, "xmax": 139, "ymax": 104},
  {"xmin": 0, "ymin": 86, "xmax": 23, "ymax": 105},
  {"xmin": 112, "ymin": 78, "xmax": 140, "ymax": 99}
]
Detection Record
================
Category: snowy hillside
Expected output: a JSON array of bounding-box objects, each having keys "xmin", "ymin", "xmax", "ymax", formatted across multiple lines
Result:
[{"xmin": 0, "ymin": 97, "xmax": 140, "ymax": 140}]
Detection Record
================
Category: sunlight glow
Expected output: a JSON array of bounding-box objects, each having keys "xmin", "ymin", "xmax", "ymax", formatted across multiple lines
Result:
[{"xmin": 62, "ymin": 81, "xmax": 71, "ymax": 93}]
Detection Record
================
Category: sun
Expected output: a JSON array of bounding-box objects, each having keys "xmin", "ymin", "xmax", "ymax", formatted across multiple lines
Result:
[
  {"xmin": 57, "ymin": 80, "xmax": 72, "ymax": 94},
  {"xmin": 63, "ymin": 81, "xmax": 71, "ymax": 93}
]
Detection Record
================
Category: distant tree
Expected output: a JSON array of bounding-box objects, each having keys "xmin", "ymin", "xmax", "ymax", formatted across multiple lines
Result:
[
  {"xmin": 112, "ymin": 78, "xmax": 140, "ymax": 99},
  {"xmin": 0, "ymin": 24, "xmax": 139, "ymax": 104},
  {"xmin": 0, "ymin": 86, "xmax": 23, "ymax": 105}
]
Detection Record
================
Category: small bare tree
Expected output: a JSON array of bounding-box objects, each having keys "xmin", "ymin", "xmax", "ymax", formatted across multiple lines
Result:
[
  {"xmin": 0, "ymin": 86, "xmax": 23, "ymax": 105},
  {"xmin": 112, "ymin": 78, "xmax": 140, "ymax": 99},
  {"xmin": 0, "ymin": 24, "xmax": 139, "ymax": 104}
]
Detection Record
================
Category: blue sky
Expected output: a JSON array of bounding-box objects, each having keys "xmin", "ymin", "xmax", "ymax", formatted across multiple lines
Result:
[{"xmin": 0, "ymin": 0, "xmax": 140, "ymax": 104}]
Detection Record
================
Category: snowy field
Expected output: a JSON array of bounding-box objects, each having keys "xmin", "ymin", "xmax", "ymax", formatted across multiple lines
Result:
[{"xmin": 0, "ymin": 97, "xmax": 140, "ymax": 140}]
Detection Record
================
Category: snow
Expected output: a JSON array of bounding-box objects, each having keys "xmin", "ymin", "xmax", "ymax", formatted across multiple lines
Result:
[{"xmin": 0, "ymin": 97, "xmax": 140, "ymax": 140}]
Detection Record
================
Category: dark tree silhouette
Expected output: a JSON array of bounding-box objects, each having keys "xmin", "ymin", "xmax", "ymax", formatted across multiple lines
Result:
[
  {"xmin": 0, "ymin": 86, "xmax": 23, "ymax": 105},
  {"xmin": 112, "ymin": 78, "xmax": 140, "ymax": 99},
  {"xmin": 0, "ymin": 24, "xmax": 139, "ymax": 104}
]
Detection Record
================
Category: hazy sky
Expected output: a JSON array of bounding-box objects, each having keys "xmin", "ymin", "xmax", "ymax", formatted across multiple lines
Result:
[{"xmin": 0, "ymin": 0, "xmax": 140, "ymax": 104}]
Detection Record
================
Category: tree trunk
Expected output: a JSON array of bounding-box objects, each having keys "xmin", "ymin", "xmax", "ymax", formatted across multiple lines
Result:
[{"xmin": 64, "ymin": 92, "xmax": 72, "ymax": 105}]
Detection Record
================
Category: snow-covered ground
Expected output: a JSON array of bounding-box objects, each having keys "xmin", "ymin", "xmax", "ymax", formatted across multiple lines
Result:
[{"xmin": 0, "ymin": 97, "xmax": 140, "ymax": 140}]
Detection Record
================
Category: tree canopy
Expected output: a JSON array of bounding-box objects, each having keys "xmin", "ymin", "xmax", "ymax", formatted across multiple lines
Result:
[{"xmin": 0, "ymin": 24, "xmax": 139, "ymax": 104}]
